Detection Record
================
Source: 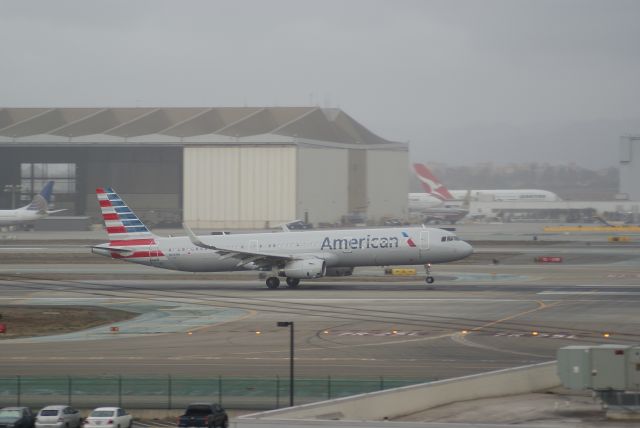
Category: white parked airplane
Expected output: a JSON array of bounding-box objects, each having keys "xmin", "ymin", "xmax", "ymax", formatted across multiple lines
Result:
[
  {"xmin": 408, "ymin": 164, "xmax": 469, "ymax": 223},
  {"xmin": 0, "ymin": 181, "xmax": 65, "ymax": 228},
  {"xmin": 91, "ymin": 187, "xmax": 473, "ymax": 288},
  {"xmin": 410, "ymin": 163, "xmax": 560, "ymax": 203}
]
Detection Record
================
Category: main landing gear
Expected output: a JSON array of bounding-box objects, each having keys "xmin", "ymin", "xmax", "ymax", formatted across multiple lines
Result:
[
  {"xmin": 425, "ymin": 263, "xmax": 435, "ymax": 287},
  {"xmin": 265, "ymin": 276, "xmax": 301, "ymax": 289},
  {"xmin": 266, "ymin": 277, "xmax": 280, "ymax": 289},
  {"xmin": 286, "ymin": 277, "xmax": 300, "ymax": 288}
]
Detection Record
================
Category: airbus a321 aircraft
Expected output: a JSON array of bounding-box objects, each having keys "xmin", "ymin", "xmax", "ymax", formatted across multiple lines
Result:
[
  {"xmin": 0, "ymin": 181, "xmax": 65, "ymax": 228},
  {"xmin": 92, "ymin": 187, "xmax": 473, "ymax": 288}
]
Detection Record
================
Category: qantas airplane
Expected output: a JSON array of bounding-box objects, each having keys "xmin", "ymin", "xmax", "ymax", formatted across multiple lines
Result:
[
  {"xmin": 0, "ymin": 181, "xmax": 65, "ymax": 228},
  {"xmin": 91, "ymin": 187, "xmax": 473, "ymax": 288},
  {"xmin": 411, "ymin": 163, "xmax": 560, "ymax": 203},
  {"xmin": 408, "ymin": 164, "xmax": 469, "ymax": 223}
]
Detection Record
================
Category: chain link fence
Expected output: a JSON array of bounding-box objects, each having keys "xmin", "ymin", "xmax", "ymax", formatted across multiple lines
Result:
[{"xmin": 0, "ymin": 376, "xmax": 428, "ymax": 410}]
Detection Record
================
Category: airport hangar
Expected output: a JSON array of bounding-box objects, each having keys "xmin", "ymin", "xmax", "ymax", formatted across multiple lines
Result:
[{"xmin": 0, "ymin": 107, "xmax": 408, "ymax": 228}]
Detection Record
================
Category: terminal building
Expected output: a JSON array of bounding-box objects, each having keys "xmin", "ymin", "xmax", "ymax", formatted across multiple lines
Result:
[{"xmin": 0, "ymin": 107, "xmax": 408, "ymax": 228}]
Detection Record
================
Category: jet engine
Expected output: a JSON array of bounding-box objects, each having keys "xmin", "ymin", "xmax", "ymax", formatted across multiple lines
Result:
[
  {"xmin": 281, "ymin": 259, "xmax": 326, "ymax": 279},
  {"xmin": 325, "ymin": 267, "xmax": 354, "ymax": 277}
]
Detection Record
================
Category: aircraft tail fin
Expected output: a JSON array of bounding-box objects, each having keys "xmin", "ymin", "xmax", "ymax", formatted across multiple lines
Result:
[
  {"xmin": 96, "ymin": 187, "xmax": 156, "ymax": 243},
  {"xmin": 412, "ymin": 164, "xmax": 454, "ymax": 201},
  {"xmin": 25, "ymin": 180, "xmax": 55, "ymax": 213}
]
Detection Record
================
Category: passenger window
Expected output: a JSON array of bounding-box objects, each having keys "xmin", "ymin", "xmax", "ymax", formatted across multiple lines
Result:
[{"xmin": 441, "ymin": 237, "xmax": 446, "ymax": 242}]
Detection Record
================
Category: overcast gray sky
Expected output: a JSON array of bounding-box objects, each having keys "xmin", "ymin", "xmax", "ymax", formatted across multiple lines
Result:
[{"xmin": 1, "ymin": 0, "xmax": 639, "ymax": 168}]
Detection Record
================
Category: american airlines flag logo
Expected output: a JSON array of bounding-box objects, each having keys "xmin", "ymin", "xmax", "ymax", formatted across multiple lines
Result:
[
  {"xmin": 402, "ymin": 231, "xmax": 416, "ymax": 247},
  {"xmin": 96, "ymin": 187, "xmax": 163, "ymax": 260}
]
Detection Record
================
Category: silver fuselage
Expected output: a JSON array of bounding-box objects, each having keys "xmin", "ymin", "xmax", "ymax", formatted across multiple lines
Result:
[{"xmin": 94, "ymin": 227, "xmax": 473, "ymax": 272}]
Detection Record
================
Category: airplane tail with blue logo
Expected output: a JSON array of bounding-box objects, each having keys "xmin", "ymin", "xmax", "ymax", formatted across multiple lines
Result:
[
  {"xmin": 24, "ymin": 180, "xmax": 55, "ymax": 213},
  {"xmin": 96, "ymin": 187, "xmax": 157, "ymax": 244}
]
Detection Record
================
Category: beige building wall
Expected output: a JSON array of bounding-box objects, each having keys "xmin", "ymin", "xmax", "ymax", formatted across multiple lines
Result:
[
  {"xmin": 366, "ymin": 149, "xmax": 409, "ymax": 223},
  {"xmin": 296, "ymin": 146, "xmax": 348, "ymax": 225},
  {"xmin": 183, "ymin": 146, "xmax": 296, "ymax": 228}
]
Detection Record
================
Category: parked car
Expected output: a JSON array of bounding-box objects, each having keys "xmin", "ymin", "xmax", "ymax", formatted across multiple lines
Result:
[
  {"xmin": 83, "ymin": 407, "xmax": 132, "ymax": 428},
  {"xmin": 286, "ymin": 220, "xmax": 313, "ymax": 230},
  {"xmin": 177, "ymin": 403, "xmax": 228, "ymax": 428},
  {"xmin": 35, "ymin": 406, "xmax": 82, "ymax": 428},
  {"xmin": 0, "ymin": 407, "xmax": 35, "ymax": 428},
  {"xmin": 382, "ymin": 218, "xmax": 403, "ymax": 226}
]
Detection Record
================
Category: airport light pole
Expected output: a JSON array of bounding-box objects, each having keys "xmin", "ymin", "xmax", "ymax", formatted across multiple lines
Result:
[{"xmin": 277, "ymin": 321, "xmax": 294, "ymax": 406}]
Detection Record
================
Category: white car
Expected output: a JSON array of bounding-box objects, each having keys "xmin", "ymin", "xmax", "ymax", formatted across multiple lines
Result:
[
  {"xmin": 83, "ymin": 408, "xmax": 132, "ymax": 428},
  {"xmin": 35, "ymin": 406, "xmax": 82, "ymax": 428}
]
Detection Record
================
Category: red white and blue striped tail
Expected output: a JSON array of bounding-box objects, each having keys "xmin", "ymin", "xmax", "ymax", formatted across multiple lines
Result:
[{"xmin": 96, "ymin": 187, "xmax": 156, "ymax": 243}]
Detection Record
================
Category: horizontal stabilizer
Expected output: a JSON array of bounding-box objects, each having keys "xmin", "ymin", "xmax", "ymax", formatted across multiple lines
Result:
[{"xmin": 91, "ymin": 245, "xmax": 134, "ymax": 257}]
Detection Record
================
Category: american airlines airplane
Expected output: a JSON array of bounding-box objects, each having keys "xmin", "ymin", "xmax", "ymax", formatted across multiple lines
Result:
[
  {"xmin": 0, "ymin": 181, "xmax": 65, "ymax": 228},
  {"xmin": 91, "ymin": 187, "xmax": 473, "ymax": 288}
]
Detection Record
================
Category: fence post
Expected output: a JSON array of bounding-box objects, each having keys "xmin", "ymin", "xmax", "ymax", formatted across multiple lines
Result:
[
  {"xmin": 16, "ymin": 375, "xmax": 21, "ymax": 407},
  {"xmin": 118, "ymin": 375, "xmax": 122, "ymax": 408},
  {"xmin": 168, "ymin": 375, "xmax": 172, "ymax": 410},
  {"xmin": 327, "ymin": 376, "xmax": 331, "ymax": 400},
  {"xmin": 218, "ymin": 375, "xmax": 222, "ymax": 406},
  {"xmin": 275, "ymin": 376, "xmax": 280, "ymax": 409}
]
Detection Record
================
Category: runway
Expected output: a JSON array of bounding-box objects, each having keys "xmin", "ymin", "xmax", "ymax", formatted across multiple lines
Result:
[
  {"xmin": 1, "ymin": 272, "xmax": 639, "ymax": 380},
  {"xmin": 1, "ymin": 225, "xmax": 639, "ymax": 383}
]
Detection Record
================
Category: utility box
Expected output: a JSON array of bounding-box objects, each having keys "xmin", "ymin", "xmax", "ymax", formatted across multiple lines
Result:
[
  {"xmin": 628, "ymin": 347, "xmax": 640, "ymax": 391},
  {"xmin": 592, "ymin": 345, "xmax": 630, "ymax": 390},
  {"xmin": 557, "ymin": 346, "xmax": 593, "ymax": 390},
  {"xmin": 558, "ymin": 345, "xmax": 636, "ymax": 391}
]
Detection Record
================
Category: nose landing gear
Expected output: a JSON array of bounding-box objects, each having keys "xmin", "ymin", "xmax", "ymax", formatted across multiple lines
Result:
[{"xmin": 425, "ymin": 263, "xmax": 435, "ymax": 288}]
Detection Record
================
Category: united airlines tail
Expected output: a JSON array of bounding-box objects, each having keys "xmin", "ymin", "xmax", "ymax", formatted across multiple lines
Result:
[
  {"xmin": 412, "ymin": 164, "xmax": 454, "ymax": 201},
  {"xmin": 24, "ymin": 180, "xmax": 55, "ymax": 213}
]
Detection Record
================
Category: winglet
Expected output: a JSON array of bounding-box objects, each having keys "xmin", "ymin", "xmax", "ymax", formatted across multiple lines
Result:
[{"xmin": 183, "ymin": 223, "xmax": 219, "ymax": 250}]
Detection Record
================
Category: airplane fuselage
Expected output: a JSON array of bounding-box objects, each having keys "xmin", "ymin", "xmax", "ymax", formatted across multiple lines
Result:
[
  {"xmin": 93, "ymin": 227, "xmax": 473, "ymax": 272},
  {"xmin": 0, "ymin": 208, "xmax": 45, "ymax": 226}
]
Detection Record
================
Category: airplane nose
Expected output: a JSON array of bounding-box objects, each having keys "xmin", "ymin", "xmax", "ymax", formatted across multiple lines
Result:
[{"xmin": 463, "ymin": 241, "xmax": 473, "ymax": 257}]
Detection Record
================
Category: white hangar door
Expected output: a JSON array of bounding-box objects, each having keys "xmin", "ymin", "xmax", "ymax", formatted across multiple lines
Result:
[{"xmin": 183, "ymin": 146, "xmax": 297, "ymax": 228}]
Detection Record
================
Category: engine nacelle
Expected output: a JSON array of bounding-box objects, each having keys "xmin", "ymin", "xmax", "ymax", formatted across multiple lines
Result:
[
  {"xmin": 325, "ymin": 267, "xmax": 354, "ymax": 277},
  {"xmin": 281, "ymin": 259, "xmax": 326, "ymax": 279}
]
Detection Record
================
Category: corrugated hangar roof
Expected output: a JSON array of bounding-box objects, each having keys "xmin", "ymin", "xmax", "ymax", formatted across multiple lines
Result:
[{"xmin": 0, "ymin": 107, "xmax": 405, "ymax": 149}]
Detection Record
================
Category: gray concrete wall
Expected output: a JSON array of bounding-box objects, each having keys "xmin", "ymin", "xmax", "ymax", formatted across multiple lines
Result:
[
  {"xmin": 297, "ymin": 146, "xmax": 348, "ymax": 225},
  {"xmin": 365, "ymin": 149, "xmax": 408, "ymax": 224},
  {"xmin": 183, "ymin": 146, "xmax": 297, "ymax": 228},
  {"xmin": 240, "ymin": 361, "xmax": 559, "ymax": 423}
]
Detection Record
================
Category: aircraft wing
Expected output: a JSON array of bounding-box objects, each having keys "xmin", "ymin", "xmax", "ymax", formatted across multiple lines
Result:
[
  {"xmin": 183, "ymin": 223, "xmax": 296, "ymax": 269},
  {"xmin": 47, "ymin": 209, "xmax": 67, "ymax": 214}
]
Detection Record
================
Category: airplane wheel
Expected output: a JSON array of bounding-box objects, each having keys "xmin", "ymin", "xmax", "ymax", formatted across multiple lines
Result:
[
  {"xmin": 286, "ymin": 278, "xmax": 300, "ymax": 288},
  {"xmin": 426, "ymin": 276, "xmax": 435, "ymax": 284},
  {"xmin": 266, "ymin": 277, "xmax": 280, "ymax": 289}
]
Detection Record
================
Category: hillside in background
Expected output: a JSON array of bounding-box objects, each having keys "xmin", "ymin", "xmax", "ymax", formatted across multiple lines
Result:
[{"xmin": 409, "ymin": 163, "xmax": 619, "ymax": 201}]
